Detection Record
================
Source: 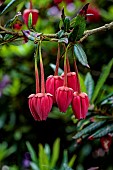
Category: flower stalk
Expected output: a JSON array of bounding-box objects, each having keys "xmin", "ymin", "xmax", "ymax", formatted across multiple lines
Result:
[{"xmin": 39, "ymin": 40, "xmax": 45, "ymax": 93}]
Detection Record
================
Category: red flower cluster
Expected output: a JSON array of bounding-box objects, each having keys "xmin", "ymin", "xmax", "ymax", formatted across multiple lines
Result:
[{"xmin": 28, "ymin": 43, "xmax": 89, "ymax": 121}]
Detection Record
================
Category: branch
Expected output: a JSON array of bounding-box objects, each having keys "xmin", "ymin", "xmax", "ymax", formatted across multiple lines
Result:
[
  {"xmin": 79, "ymin": 21, "xmax": 113, "ymax": 42},
  {"xmin": 0, "ymin": 21, "xmax": 113, "ymax": 44}
]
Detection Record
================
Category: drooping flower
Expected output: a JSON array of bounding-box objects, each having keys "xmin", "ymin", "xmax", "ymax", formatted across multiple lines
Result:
[
  {"xmin": 23, "ymin": 0, "xmax": 39, "ymax": 27},
  {"xmin": 56, "ymin": 86, "xmax": 73, "ymax": 112},
  {"xmin": 46, "ymin": 75, "xmax": 63, "ymax": 103},
  {"xmin": 28, "ymin": 93, "xmax": 53, "ymax": 121},
  {"xmin": 72, "ymin": 92, "xmax": 89, "ymax": 119},
  {"xmin": 56, "ymin": 45, "xmax": 74, "ymax": 112},
  {"xmin": 46, "ymin": 43, "xmax": 63, "ymax": 103},
  {"xmin": 28, "ymin": 42, "xmax": 53, "ymax": 121},
  {"xmin": 62, "ymin": 72, "xmax": 78, "ymax": 92}
]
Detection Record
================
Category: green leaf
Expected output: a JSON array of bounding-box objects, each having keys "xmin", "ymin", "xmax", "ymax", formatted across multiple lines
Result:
[
  {"xmin": 85, "ymin": 72, "xmax": 94, "ymax": 100},
  {"xmin": 49, "ymin": 63, "xmax": 63, "ymax": 75},
  {"xmin": 69, "ymin": 15, "xmax": 86, "ymax": 41},
  {"xmin": 74, "ymin": 44, "xmax": 89, "ymax": 67},
  {"xmin": 78, "ymin": 73, "xmax": 86, "ymax": 92},
  {"xmin": 73, "ymin": 120, "xmax": 106, "ymax": 140},
  {"xmin": 64, "ymin": 17, "xmax": 70, "ymax": 32},
  {"xmin": 50, "ymin": 138, "xmax": 60, "ymax": 169},
  {"xmin": 0, "ymin": 0, "xmax": 23, "ymax": 16},
  {"xmin": 91, "ymin": 58, "xmax": 113, "ymax": 103},
  {"xmin": 30, "ymin": 162, "xmax": 40, "ymax": 170},
  {"xmin": 26, "ymin": 141, "xmax": 38, "ymax": 164},
  {"xmin": 57, "ymin": 30, "xmax": 65, "ymax": 38},
  {"xmin": 68, "ymin": 155, "xmax": 76, "ymax": 168},
  {"xmin": 38, "ymin": 144, "xmax": 49, "ymax": 170},
  {"xmin": 89, "ymin": 123, "xmax": 113, "ymax": 139}
]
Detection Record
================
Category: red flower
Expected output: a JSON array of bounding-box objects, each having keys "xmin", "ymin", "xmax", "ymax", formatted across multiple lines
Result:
[
  {"xmin": 100, "ymin": 134, "xmax": 112, "ymax": 152},
  {"xmin": 54, "ymin": 0, "xmax": 62, "ymax": 4},
  {"xmin": 28, "ymin": 93, "xmax": 53, "ymax": 121},
  {"xmin": 46, "ymin": 75, "xmax": 63, "ymax": 103},
  {"xmin": 23, "ymin": 9, "xmax": 39, "ymax": 26},
  {"xmin": 56, "ymin": 86, "xmax": 73, "ymax": 112},
  {"xmin": 87, "ymin": 5, "xmax": 101, "ymax": 23},
  {"xmin": 62, "ymin": 72, "xmax": 78, "ymax": 92},
  {"xmin": 72, "ymin": 92, "xmax": 89, "ymax": 119}
]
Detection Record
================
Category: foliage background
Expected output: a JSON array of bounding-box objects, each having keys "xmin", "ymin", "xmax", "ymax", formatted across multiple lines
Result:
[{"xmin": 0, "ymin": 0, "xmax": 113, "ymax": 169}]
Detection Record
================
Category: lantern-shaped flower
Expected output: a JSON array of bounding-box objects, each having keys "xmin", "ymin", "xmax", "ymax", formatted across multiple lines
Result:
[
  {"xmin": 23, "ymin": 0, "xmax": 39, "ymax": 27},
  {"xmin": 62, "ymin": 72, "xmax": 78, "ymax": 92},
  {"xmin": 56, "ymin": 86, "xmax": 73, "ymax": 112},
  {"xmin": 28, "ymin": 93, "xmax": 53, "ymax": 121},
  {"xmin": 46, "ymin": 75, "xmax": 63, "ymax": 103},
  {"xmin": 72, "ymin": 92, "xmax": 89, "ymax": 119},
  {"xmin": 28, "ymin": 42, "xmax": 53, "ymax": 121}
]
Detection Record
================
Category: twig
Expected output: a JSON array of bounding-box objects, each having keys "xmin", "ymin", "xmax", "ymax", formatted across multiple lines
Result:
[
  {"xmin": 79, "ymin": 21, "xmax": 113, "ymax": 42},
  {"xmin": 0, "ymin": 21, "xmax": 113, "ymax": 44}
]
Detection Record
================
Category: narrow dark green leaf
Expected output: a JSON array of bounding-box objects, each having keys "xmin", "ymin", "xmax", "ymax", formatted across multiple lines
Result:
[
  {"xmin": 26, "ymin": 141, "xmax": 38, "ymax": 164},
  {"xmin": 89, "ymin": 123, "xmax": 113, "ymax": 139},
  {"xmin": 0, "ymin": 0, "xmax": 23, "ymax": 16},
  {"xmin": 91, "ymin": 58, "xmax": 113, "ymax": 103},
  {"xmin": 85, "ymin": 72, "xmax": 94, "ymax": 100},
  {"xmin": 73, "ymin": 120, "xmax": 106, "ymax": 139},
  {"xmin": 74, "ymin": 44, "xmax": 89, "ymax": 67},
  {"xmin": 64, "ymin": 17, "xmax": 70, "ymax": 32},
  {"xmin": 50, "ymin": 138, "xmax": 60, "ymax": 169}
]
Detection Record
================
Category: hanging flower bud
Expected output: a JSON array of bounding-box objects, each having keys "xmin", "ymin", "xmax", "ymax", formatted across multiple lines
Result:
[
  {"xmin": 72, "ymin": 92, "xmax": 89, "ymax": 119},
  {"xmin": 46, "ymin": 75, "xmax": 63, "ymax": 103},
  {"xmin": 28, "ymin": 93, "xmax": 53, "ymax": 121},
  {"xmin": 100, "ymin": 134, "xmax": 112, "ymax": 152},
  {"xmin": 62, "ymin": 72, "xmax": 78, "ymax": 92},
  {"xmin": 23, "ymin": 9, "xmax": 39, "ymax": 27},
  {"xmin": 56, "ymin": 86, "xmax": 73, "ymax": 112}
]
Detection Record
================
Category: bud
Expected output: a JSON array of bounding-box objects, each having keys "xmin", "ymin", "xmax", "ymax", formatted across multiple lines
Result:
[
  {"xmin": 28, "ymin": 93, "xmax": 53, "ymax": 121},
  {"xmin": 62, "ymin": 72, "xmax": 78, "ymax": 92},
  {"xmin": 56, "ymin": 86, "xmax": 73, "ymax": 112},
  {"xmin": 46, "ymin": 75, "xmax": 63, "ymax": 103},
  {"xmin": 23, "ymin": 9, "xmax": 39, "ymax": 27},
  {"xmin": 72, "ymin": 92, "xmax": 89, "ymax": 119}
]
